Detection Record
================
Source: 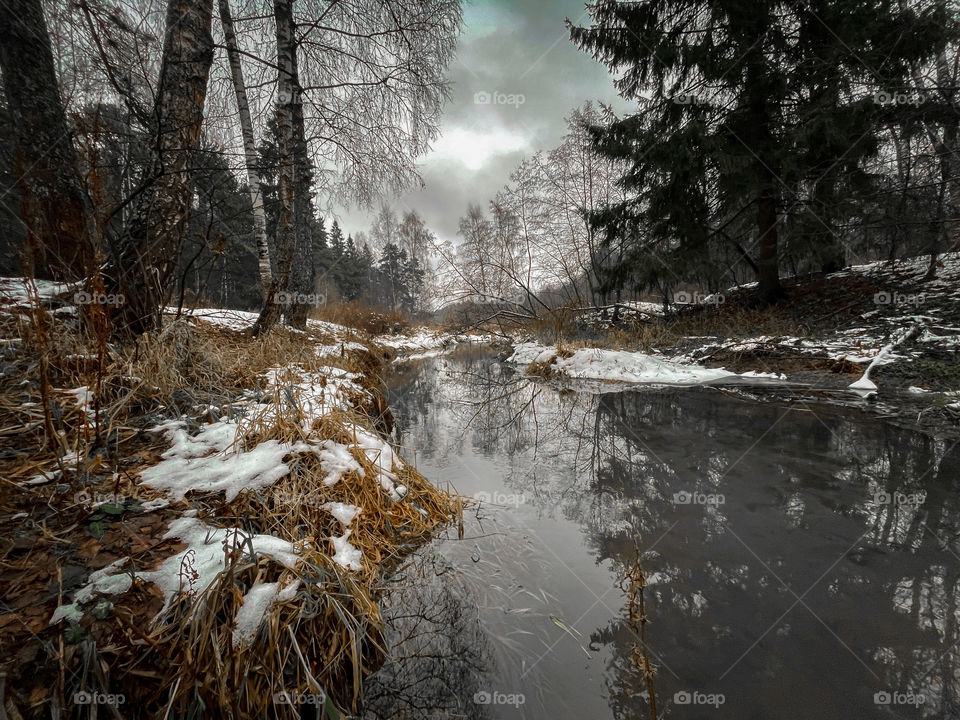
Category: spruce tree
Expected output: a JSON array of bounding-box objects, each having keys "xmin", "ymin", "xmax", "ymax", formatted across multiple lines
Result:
[{"xmin": 570, "ymin": 0, "xmax": 951, "ymax": 303}]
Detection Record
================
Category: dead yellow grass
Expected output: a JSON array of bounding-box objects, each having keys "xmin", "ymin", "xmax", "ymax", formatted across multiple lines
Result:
[
  {"xmin": 311, "ymin": 300, "xmax": 410, "ymax": 336},
  {"xmin": 0, "ymin": 301, "xmax": 461, "ymax": 719}
]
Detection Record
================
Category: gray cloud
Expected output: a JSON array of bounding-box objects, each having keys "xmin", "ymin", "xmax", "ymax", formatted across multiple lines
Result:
[{"xmin": 334, "ymin": 0, "xmax": 633, "ymax": 246}]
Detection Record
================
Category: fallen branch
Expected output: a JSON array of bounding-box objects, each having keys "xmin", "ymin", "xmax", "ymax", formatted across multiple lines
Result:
[{"xmin": 849, "ymin": 322, "xmax": 923, "ymax": 392}]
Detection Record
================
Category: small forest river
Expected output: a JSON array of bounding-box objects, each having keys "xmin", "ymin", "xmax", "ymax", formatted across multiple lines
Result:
[{"xmin": 360, "ymin": 347, "xmax": 960, "ymax": 719}]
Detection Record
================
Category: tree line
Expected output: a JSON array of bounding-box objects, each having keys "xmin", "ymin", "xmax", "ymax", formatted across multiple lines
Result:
[
  {"xmin": 441, "ymin": 0, "xmax": 959, "ymax": 314},
  {"xmin": 0, "ymin": 0, "xmax": 460, "ymax": 337}
]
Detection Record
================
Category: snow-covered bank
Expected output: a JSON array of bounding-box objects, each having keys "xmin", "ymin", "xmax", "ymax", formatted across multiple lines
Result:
[
  {"xmin": 167, "ymin": 306, "xmax": 489, "ymax": 361},
  {"xmin": 371, "ymin": 326, "xmax": 492, "ymax": 359},
  {"xmin": 46, "ymin": 314, "xmax": 430, "ymax": 628},
  {"xmin": 689, "ymin": 253, "xmax": 960, "ymax": 383},
  {"xmin": 563, "ymin": 253, "xmax": 960, "ymax": 406},
  {"xmin": 0, "ymin": 291, "xmax": 461, "ymax": 714},
  {"xmin": 507, "ymin": 342, "xmax": 784, "ymax": 386}
]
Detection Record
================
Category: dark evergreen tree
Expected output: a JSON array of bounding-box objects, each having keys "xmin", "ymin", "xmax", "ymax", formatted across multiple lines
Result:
[
  {"xmin": 570, "ymin": 0, "xmax": 951, "ymax": 303},
  {"xmin": 176, "ymin": 145, "xmax": 259, "ymax": 309},
  {"xmin": 371, "ymin": 242, "xmax": 425, "ymax": 313},
  {"xmin": 338, "ymin": 233, "xmax": 369, "ymax": 301}
]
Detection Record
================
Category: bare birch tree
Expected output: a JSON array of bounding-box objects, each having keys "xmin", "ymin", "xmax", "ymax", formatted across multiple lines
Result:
[
  {"xmin": 219, "ymin": 0, "xmax": 271, "ymax": 297},
  {"xmin": 252, "ymin": 0, "xmax": 297, "ymax": 335},
  {"xmin": 109, "ymin": 0, "xmax": 216, "ymax": 337}
]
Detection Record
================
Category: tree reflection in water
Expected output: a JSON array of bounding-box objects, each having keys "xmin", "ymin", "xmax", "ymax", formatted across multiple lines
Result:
[
  {"xmin": 371, "ymin": 349, "xmax": 960, "ymax": 719},
  {"xmin": 362, "ymin": 553, "xmax": 492, "ymax": 719}
]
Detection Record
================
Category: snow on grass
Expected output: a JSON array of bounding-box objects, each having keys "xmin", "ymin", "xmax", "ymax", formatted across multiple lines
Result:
[
  {"xmin": 232, "ymin": 579, "xmax": 300, "ymax": 647},
  {"xmin": 164, "ymin": 307, "xmax": 261, "ymax": 331},
  {"xmin": 323, "ymin": 502, "xmax": 361, "ymax": 527},
  {"xmin": 330, "ymin": 530, "xmax": 363, "ymax": 571},
  {"xmin": 0, "ymin": 277, "xmax": 78, "ymax": 307},
  {"xmin": 351, "ymin": 426, "xmax": 404, "ymax": 500},
  {"xmin": 64, "ymin": 386, "xmax": 93, "ymax": 417},
  {"xmin": 140, "ymin": 419, "xmax": 307, "ymax": 502},
  {"xmin": 261, "ymin": 365, "xmax": 367, "ymax": 426},
  {"xmin": 373, "ymin": 327, "xmax": 445, "ymax": 352},
  {"xmin": 50, "ymin": 519, "xmax": 305, "ymax": 625},
  {"xmin": 137, "ymin": 354, "xmax": 380, "ymax": 502},
  {"xmin": 50, "ymin": 558, "xmax": 132, "ymax": 625},
  {"xmin": 507, "ymin": 342, "xmax": 740, "ymax": 386},
  {"xmin": 372, "ymin": 327, "xmax": 490, "ymax": 358},
  {"xmin": 140, "ymin": 429, "xmax": 310, "ymax": 502},
  {"xmin": 143, "ymin": 518, "xmax": 301, "ymax": 613},
  {"xmin": 38, "ymin": 303, "xmax": 434, "ymax": 633},
  {"xmin": 316, "ymin": 440, "xmax": 364, "ymax": 486}
]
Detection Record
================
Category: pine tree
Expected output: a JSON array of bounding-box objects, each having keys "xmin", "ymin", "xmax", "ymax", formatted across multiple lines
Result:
[
  {"xmin": 376, "ymin": 242, "xmax": 406, "ymax": 310},
  {"xmin": 339, "ymin": 233, "xmax": 367, "ymax": 301},
  {"xmin": 570, "ymin": 0, "xmax": 951, "ymax": 303},
  {"xmin": 329, "ymin": 220, "xmax": 345, "ymax": 257}
]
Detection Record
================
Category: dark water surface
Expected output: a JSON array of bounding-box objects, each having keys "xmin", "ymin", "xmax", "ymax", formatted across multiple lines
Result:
[{"xmin": 361, "ymin": 348, "xmax": 960, "ymax": 719}]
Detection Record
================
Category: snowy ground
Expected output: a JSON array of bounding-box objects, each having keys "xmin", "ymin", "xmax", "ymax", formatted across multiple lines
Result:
[
  {"xmin": 553, "ymin": 253, "xmax": 960, "ymax": 400},
  {"xmin": 693, "ymin": 259, "xmax": 957, "ymax": 364},
  {"xmin": 30, "ymin": 308, "xmax": 414, "ymax": 631},
  {"xmin": 168, "ymin": 306, "xmax": 490, "ymax": 360},
  {"xmin": 506, "ymin": 342, "xmax": 785, "ymax": 386}
]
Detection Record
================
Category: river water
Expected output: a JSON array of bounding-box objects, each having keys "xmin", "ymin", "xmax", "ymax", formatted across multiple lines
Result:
[{"xmin": 361, "ymin": 348, "xmax": 960, "ymax": 719}]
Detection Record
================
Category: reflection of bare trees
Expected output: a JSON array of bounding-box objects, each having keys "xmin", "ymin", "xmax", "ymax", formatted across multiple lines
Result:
[
  {"xmin": 362, "ymin": 554, "xmax": 492, "ymax": 719},
  {"xmin": 590, "ymin": 393, "xmax": 960, "ymax": 719},
  {"xmin": 386, "ymin": 354, "xmax": 960, "ymax": 718}
]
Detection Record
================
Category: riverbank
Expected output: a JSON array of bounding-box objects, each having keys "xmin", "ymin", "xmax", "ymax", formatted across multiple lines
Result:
[
  {"xmin": 500, "ymin": 253, "xmax": 960, "ymax": 432},
  {"xmin": 0, "ymin": 285, "xmax": 461, "ymax": 718}
]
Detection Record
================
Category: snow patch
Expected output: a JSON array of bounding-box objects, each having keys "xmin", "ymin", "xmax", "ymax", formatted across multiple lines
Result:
[
  {"xmin": 507, "ymin": 343, "xmax": 739, "ymax": 386},
  {"xmin": 330, "ymin": 530, "xmax": 363, "ymax": 571},
  {"xmin": 323, "ymin": 501, "xmax": 361, "ymax": 527},
  {"xmin": 232, "ymin": 579, "xmax": 300, "ymax": 647}
]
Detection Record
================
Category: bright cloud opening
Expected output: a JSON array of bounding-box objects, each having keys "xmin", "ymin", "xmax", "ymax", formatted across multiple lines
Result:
[{"xmin": 429, "ymin": 127, "xmax": 529, "ymax": 170}]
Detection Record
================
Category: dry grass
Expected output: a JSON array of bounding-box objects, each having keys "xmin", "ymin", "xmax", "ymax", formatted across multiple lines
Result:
[
  {"xmin": 311, "ymin": 301, "xmax": 410, "ymax": 336},
  {"xmin": 0, "ymin": 299, "xmax": 461, "ymax": 719},
  {"xmin": 571, "ymin": 306, "xmax": 805, "ymax": 354}
]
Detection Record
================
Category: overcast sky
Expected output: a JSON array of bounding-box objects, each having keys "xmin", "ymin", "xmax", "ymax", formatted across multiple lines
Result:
[{"xmin": 335, "ymin": 0, "xmax": 634, "ymax": 246}]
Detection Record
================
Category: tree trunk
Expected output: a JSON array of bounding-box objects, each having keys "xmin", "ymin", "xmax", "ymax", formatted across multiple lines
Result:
[
  {"xmin": 286, "ymin": 32, "xmax": 316, "ymax": 331},
  {"xmin": 0, "ymin": 0, "xmax": 93, "ymax": 280},
  {"xmin": 218, "ymin": 0, "xmax": 272, "ymax": 298},
  {"xmin": 252, "ymin": 0, "xmax": 297, "ymax": 336},
  {"xmin": 756, "ymin": 188, "xmax": 783, "ymax": 302},
  {"xmin": 814, "ymin": 181, "xmax": 846, "ymax": 274},
  {"xmin": 745, "ymin": 42, "xmax": 784, "ymax": 304},
  {"xmin": 110, "ymin": 0, "xmax": 215, "ymax": 338}
]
